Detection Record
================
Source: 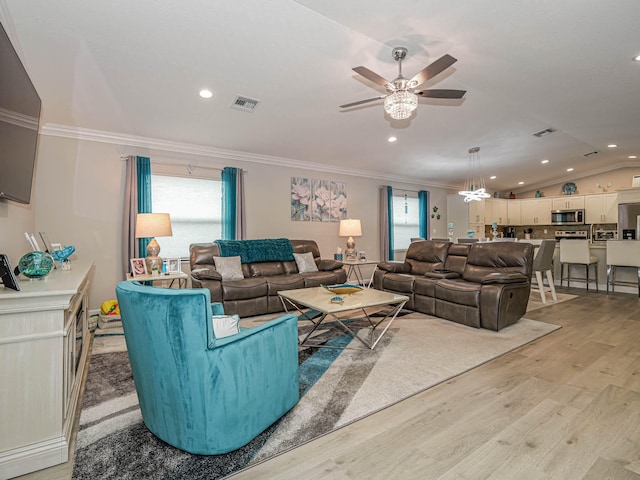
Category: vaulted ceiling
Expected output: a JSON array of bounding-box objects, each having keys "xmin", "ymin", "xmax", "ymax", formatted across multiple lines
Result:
[{"xmin": 2, "ymin": 0, "xmax": 639, "ymax": 192}]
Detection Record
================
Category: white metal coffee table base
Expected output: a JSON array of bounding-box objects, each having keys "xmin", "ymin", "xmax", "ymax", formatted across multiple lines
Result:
[{"xmin": 278, "ymin": 287, "xmax": 408, "ymax": 350}]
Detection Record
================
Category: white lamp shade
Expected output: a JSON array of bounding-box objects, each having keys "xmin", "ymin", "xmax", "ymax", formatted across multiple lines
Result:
[
  {"xmin": 339, "ymin": 219, "xmax": 362, "ymax": 237},
  {"xmin": 135, "ymin": 213, "xmax": 173, "ymax": 238}
]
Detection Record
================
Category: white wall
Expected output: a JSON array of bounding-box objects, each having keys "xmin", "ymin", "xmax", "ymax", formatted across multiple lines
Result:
[
  {"xmin": 13, "ymin": 134, "xmax": 453, "ymax": 309},
  {"xmin": 0, "ymin": 199, "xmax": 35, "ymax": 263}
]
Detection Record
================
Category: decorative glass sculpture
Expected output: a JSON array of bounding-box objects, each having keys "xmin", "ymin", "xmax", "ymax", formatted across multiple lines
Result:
[{"xmin": 18, "ymin": 251, "xmax": 54, "ymax": 279}]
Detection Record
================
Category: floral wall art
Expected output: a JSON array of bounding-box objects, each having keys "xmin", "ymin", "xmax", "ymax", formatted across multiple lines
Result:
[{"xmin": 291, "ymin": 177, "xmax": 347, "ymax": 222}]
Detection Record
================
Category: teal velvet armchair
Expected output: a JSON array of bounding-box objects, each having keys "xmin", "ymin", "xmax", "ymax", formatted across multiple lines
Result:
[{"xmin": 115, "ymin": 281, "xmax": 300, "ymax": 454}]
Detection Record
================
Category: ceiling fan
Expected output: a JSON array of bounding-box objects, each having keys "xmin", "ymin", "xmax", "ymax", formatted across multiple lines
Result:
[{"xmin": 340, "ymin": 47, "xmax": 466, "ymax": 120}]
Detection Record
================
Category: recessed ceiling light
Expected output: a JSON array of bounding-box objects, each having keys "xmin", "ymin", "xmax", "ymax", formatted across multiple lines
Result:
[
  {"xmin": 489, "ymin": 175, "xmax": 497, "ymax": 180},
  {"xmin": 629, "ymin": 155, "xmax": 638, "ymax": 159},
  {"xmin": 567, "ymin": 168, "xmax": 574, "ymax": 172},
  {"xmin": 633, "ymin": 54, "xmax": 640, "ymax": 61},
  {"xmin": 199, "ymin": 89, "xmax": 213, "ymax": 99},
  {"xmin": 388, "ymin": 136, "xmax": 397, "ymax": 143},
  {"xmin": 541, "ymin": 159, "xmax": 549, "ymax": 164},
  {"xmin": 518, "ymin": 181, "xmax": 524, "ymax": 185},
  {"xmin": 608, "ymin": 144, "xmax": 618, "ymax": 148}
]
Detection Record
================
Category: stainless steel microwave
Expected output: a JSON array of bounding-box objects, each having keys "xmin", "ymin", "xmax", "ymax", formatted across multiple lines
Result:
[{"xmin": 551, "ymin": 209, "xmax": 584, "ymax": 225}]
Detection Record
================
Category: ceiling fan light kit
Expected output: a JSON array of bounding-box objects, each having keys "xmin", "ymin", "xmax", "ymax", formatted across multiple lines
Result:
[
  {"xmin": 384, "ymin": 90, "xmax": 418, "ymax": 120},
  {"xmin": 340, "ymin": 47, "xmax": 466, "ymax": 120}
]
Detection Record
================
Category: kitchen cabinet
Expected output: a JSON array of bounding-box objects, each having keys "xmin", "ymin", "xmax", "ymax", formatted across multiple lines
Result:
[
  {"xmin": 0, "ymin": 261, "xmax": 95, "ymax": 478},
  {"xmin": 468, "ymin": 199, "xmax": 485, "ymax": 224},
  {"xmin": 552, "ymin": 195, "xmax": 584, "ymax": 210},
  {"xmin": 521, "ymin": 198, "xmax": 552, "ymax": 225},
  {"xmin": 485, "ymin": 198, "xmax": 508, "ymax": 225},
  {"xmin": 507, "ymin": 200, "xmax": 522, "ymax": 225},
  {"xmin": 585, "ymin": 193, "xmax": 618, "ymax": 223}
]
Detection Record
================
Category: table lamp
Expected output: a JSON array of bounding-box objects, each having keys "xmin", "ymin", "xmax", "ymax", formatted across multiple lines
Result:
[
  {"xmin": 339, "ymin": 219, "xmax": 362, "ymax": 261},
  {"xmin": 135, "ymin": 213, "xmax": 173, "ymax": 273}
]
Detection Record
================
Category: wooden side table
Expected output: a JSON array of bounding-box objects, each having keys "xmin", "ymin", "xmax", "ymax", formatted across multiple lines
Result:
[{"xmin": 126, "ymin": 271, "xmax": 188, "ymax": 288}]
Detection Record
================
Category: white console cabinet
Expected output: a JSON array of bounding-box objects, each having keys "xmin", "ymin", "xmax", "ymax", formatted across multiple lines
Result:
[{"xmin": 0, "ymin": 260, "xmax": 94, "ymax": 479}]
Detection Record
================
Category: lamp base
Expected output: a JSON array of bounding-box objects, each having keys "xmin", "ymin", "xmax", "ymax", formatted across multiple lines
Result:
[
  {"xmin": 145, "ymin": 237, "xmax": 163, "ymax": 273},
  {"xmin": 345, "ymin": 236, "xmax": 357, "ymax": 261}
]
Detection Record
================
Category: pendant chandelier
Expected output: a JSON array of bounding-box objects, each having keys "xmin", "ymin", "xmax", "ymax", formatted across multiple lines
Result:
[{"xmin": 458, "ymin": 146, "xmax": 490, "ymax": 202}]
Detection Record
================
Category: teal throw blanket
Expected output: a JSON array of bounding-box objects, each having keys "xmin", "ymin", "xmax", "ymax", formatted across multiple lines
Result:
[{"xmin": 215, "ymin": 238, "xmax": 294, "ymax": 263}]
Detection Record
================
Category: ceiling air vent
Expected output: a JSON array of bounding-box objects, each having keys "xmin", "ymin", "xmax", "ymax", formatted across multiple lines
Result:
[
  {"xmin": 231, "ymin": 95, "xmax": 260, "ymax": 113},
  {"xmin": 583, "ymin": 151, "xmax": 599, "ymax": 157},
  {"xmin": 532, "ymin": 128, "xmax": 556, "ymax": 138}
]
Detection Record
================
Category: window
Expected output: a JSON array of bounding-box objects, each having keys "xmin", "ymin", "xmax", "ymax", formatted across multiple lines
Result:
[
  {"xmin": 151, "ymin": 174, "xmax": 222, "ymax": 258},
  {"xmin": 392, "ymin": 192, "xmax": 420, "ymax": 251}
]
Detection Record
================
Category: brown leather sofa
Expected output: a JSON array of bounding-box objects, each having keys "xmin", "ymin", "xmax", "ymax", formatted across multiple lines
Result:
[
  {"xmin": 373, "ymin": 240, "xmax": 534, "ymax": 331},
  {"xmin": 190, "ymin": 239, "xmax": 346, "ymax": 317}
]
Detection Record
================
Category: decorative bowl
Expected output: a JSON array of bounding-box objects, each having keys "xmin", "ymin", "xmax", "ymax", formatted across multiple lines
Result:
[
  {"xmin": 18, "ymin": 251, "xmax": 54, "ymax": 279},
  {"xmin": 322, "ymin": 283, "xmax": 363, "ymax": 295}
]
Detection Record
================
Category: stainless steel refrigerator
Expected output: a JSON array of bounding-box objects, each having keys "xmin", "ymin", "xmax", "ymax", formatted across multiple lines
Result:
[{"xmin": 618, "ymin": 202, "xmax": 640, "ymax": 239}]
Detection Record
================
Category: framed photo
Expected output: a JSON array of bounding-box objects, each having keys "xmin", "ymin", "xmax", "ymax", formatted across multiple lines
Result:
[
  {"xmin": 39, "ymin": 232, "xmax": 54, "ymax": 253},
  {"xmin": 0, "ymin": 254, "xmax": 20, "ymax": 291},
  {"xmin": 130, "ymin": 258, "xmax": 148, "ymax": 277},
  {"xmin": 167, "ymin": 258, "xmax": 181, "ymax": 274}
]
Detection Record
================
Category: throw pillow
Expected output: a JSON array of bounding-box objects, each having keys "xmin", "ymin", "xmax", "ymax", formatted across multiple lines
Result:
[
  {"xmin": 293, "ymin": 251, "xmax": 318, "ymax": 273},
  {"xmin": 212, "ymin": 314, "xmax": 240, "ymax": 339},
  {"xmin": 213, "ymin": 256, "xmax": 244, "ymax": 280}
]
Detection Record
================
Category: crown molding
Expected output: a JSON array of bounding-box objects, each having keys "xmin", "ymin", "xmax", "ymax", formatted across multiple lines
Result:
[{"xmin": 39, "ymin": 123, "xmax": 458, "ymax": 190}]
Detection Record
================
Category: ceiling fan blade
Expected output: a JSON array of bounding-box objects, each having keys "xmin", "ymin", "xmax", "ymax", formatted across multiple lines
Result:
[
  {"xmin": 415, "ymin": 89, "xmax": 466, "ymax": 99},
  {"xmin": 340, "ymin": 96, "xmax": 386, "ymax": 109},
  {"xmin": 409, "ymin": 54, "xmax": 458, "ymax": 87},
  {"xmin": 352, "ymin": 66, "xmax": 392, "ymax": 88}
]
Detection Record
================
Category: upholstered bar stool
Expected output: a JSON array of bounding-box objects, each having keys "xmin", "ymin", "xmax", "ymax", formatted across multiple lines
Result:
[
  {"xmin": 559, "ymin": 239, "xmax": 598, "ymax": 291},
  {"xmin": 606, "ymin": 240, "xmax": 640, "ymax": 297},
  {"xmin": 531, "ymin": 240, "xmax": 558, "ymax": 303}
]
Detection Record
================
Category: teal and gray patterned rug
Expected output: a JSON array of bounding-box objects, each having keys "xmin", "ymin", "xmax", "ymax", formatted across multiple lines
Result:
[{"xmin": 72, "ymin": 308, "xmax": 562, "ymax": 479}]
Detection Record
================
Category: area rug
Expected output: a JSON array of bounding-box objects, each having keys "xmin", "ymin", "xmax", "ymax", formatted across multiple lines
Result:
[{"xmin": 72, "ymin": 310, "xmax": 561, "ymax": 479}]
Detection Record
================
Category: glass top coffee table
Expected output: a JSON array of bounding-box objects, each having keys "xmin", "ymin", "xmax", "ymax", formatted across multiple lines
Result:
[{"xmin": 278, "ymin": 286, "xmax": 409, "ymax": 350}]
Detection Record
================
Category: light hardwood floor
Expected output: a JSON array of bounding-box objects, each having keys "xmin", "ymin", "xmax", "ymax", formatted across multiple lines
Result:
[{"xmin": 17, "ymin": 288, "xmax": 640, "ymax": 480}]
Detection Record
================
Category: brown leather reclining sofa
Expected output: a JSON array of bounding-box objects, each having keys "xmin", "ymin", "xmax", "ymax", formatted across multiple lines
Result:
[
  {"xmin": 190, "ymin": 239, "xmax": 346, "ymax": 317},
  {"xmin": 373, "ymin": 240, "xmax": 534, "ymax": 331}
]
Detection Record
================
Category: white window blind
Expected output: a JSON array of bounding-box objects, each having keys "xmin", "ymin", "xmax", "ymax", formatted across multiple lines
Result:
[
  {"xmin": 392, "ymin": 193, "xmax": 420, "ymax": 251},
  {"xmin": 151, "ymin": 174, "xmax": 222, "ymax": 258}
]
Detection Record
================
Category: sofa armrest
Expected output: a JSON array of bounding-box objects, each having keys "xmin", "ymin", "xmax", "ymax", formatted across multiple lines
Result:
[
  {"xmin": 481, "ymin": 272, "xmax": 528, "ymax": 285},
  {"xmin": 191, "ymin": 268, "xmax": 222, "ymax": 281},
  {"xmin": 317, "ymin": 259, "xmax": 343, "ymax": 271},
  {"xmin": 377, "ymin": 261, "xmax": 410, "ymax": 273},
  {"xmin": 424, "ymin": 270, "xmax": 461, "ymax": 279}
]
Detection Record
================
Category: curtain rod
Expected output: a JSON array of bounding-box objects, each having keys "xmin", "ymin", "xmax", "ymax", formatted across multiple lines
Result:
[
  {"xmin": 119, "ymin": 155, "xmax": 248, "ymax": 173},
  {"xmin": 379, "ymin": 185, "xmax": 423, "ymax": 194}
]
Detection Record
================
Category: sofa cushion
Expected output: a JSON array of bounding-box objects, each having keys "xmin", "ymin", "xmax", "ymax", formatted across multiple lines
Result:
[
  {"xmin": 263, "ymin": 274, "xmax": 305, "ymax": 295},
  {"xmin": 247, "ymin": 261, "xmax": 287, "ymax": 277},
  {"xmin": 293, "ymin": 252, "xmax": 318, "ymax": 273},
  {"xmin": 405, "ymin": 240, "xmax": 450, "ymax": 275},
  {"xmin": 211, "ymin": 314, "xmax": 240, "ymax": 339},
  {"xmin": 382, "ymin": 273, "xmax": 415, "ymax": 294},
  {"xmin": 220, "ymin": 278, "xmax": 268, "ymax": 300},
  {"xmin": 413, "ymin": 276, "xmax": 438, "ymax": 297},
  {"xmin": 435, "ymin": 278, "xmax": 482, "ymax": 308},
  {"xmin": 463, "ymin": 243, "xmax": 532, "ymax": 284},
  {"xmin": 300, "ymin": 271, "xmax": 341, "ymax": 288},
  {"xmin": 213, "ymin": 256, "xmax": 244, "ymax": 280}
]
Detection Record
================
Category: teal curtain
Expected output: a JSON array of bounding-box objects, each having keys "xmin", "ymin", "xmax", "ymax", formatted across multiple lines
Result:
[
  {"xmin": 221, "ymin": 167, "xmax": 237, "ymax": 240},
  {"xmin": 137, "ymin": 156, "xmax": 152, "ymax": 256},
  {"xmin": 419, "ymin": 190, "xmax": 429, "ymax": 239},
  {"xmin": 387, "ymin": 186, "xmax": 394, "ymax": 261}
]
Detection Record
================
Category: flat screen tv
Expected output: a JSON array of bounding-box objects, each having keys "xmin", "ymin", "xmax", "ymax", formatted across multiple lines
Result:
[{"xmin": 0, "ymin": 21, "xmax": 41, "ymax": 204}]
